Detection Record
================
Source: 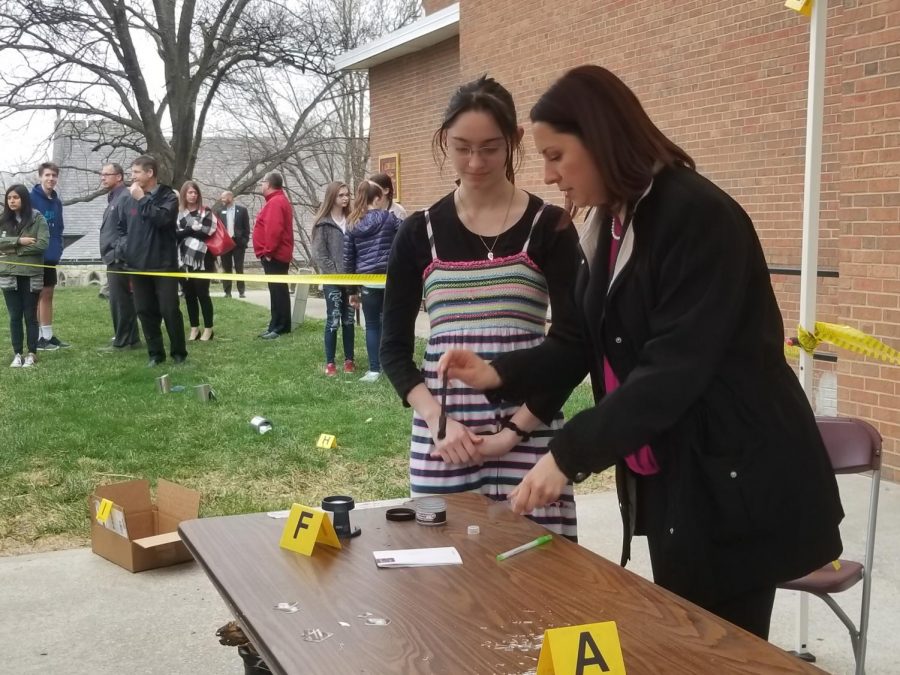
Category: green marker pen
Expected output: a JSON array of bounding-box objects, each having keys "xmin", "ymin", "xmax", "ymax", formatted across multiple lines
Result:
[{"xmin": 496, "ymin": 534, "xmax": 553, "ymax": 561}]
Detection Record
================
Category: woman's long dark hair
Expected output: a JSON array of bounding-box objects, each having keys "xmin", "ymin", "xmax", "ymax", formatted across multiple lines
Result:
[
  {"xmin": 432, "ymin": 75, "xmax": 522, "ymax": 183},
  {"xmin": 531, "ymin": 65, "xmax": 694, "ymax": 214},
  {"xmin": 1, "ymin": 184, "xmax": 33, "ymax": 231}
]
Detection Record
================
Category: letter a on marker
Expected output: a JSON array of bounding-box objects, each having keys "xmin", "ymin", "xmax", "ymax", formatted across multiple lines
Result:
[{"xmin": 535, "ymin": 621, "xmax": 626, "ymax": 675}]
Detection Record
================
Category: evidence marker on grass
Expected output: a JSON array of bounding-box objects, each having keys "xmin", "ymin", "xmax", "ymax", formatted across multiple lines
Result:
[{"xmin": 316, "ymin": 433, "xmax": 337, "ymax": 449}]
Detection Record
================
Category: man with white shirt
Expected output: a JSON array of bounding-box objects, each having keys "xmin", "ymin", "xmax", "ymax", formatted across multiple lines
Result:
[{"xmin": 217, "ymin": 191, "xmax": 250, "ymax": 298}]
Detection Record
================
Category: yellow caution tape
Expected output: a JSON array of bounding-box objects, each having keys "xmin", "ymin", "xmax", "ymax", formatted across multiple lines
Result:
[
  {"xmin": 797, "ymin": 321, "xmax": 900, "ymax": 366},
  {"xmin": 0, "ymin": 261, "xmax": 385, "ymax": 286},
  {"xmin": 784, "ymin": 343, "xmax": 802, "ymax": 360}
]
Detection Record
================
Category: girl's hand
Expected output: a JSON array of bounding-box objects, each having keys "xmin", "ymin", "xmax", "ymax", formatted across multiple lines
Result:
[
  {"xmin": 508, "ymin": 453, "xmax": 568, "ymax": 515},
  {"xmin": 349, "ymin": 294, "xmax": 360, "ymax": 309},
  {"xmin": 427, "ymin": 415, "xmax": 483, "ymax": 465},
  {"xmin": 437, "ymin": 349, "xmax": 501, "ymax": 391}
]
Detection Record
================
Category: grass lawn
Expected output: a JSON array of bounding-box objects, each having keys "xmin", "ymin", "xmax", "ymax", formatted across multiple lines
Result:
[{"xmin": 0, "ymin": 286, "xmax": 605, "ymax": 555}]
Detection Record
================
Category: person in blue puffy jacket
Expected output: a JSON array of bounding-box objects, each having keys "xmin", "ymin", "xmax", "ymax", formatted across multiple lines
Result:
[{"xmin": 343, "ymin": 180, "xmax": 400, "ymax": 382}]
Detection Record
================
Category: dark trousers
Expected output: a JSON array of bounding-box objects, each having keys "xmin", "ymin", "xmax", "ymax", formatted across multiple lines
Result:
[
  {"xmin": 2, "ymin": 276, "xmax": 39, "ymax": 354},
  {"xmin": 637, "ymin": 473, "xmax": 777, "ymax": 639},
  {"xmin": 181, "ymin": 253, "xmax": 215, "ymax": 328},
  {"xmin": 220, "ymin": 246, "xmax": 246, "ymax": 296},
  {"xmin": 261, "ymin": 258, "xmax": 291, "ymax": 334},
  {"xmin": 132, "ymin": 275, "xmax": 186, "ymax": 362},
  {"xmin": 360, "ymin": 286, "xmax": 384, "ymax": 372},
  {"xmin": 107, "ymin": 267, "xmax": 139, "ymax": 348},
  {"xmin": 323, "ymin": 284, "xmax": 354, "ymax": 363}
]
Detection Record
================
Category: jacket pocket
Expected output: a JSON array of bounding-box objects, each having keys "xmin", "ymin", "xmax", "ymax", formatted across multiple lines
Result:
[{"xmin": 694, "ymin": 446, "xmax": 767, "ymax": 544}]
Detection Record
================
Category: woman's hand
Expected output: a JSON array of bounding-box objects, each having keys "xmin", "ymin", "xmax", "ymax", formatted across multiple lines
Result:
[
  {"xmin": 18, "ymin": 236, "xmax": 36, "ymax": 246},
  {"xmin": 349, "ymin": 294, "xmax": 360, "ymax": 309},
  {"xmin": 437, "ymin": 349, "xmax": 502, "ymax": 391},
  {"xmin": 477, "ymin": 428, "xmax": 520, "ymax": 458},
  {"xmin": 426, "ymin": 415, "xmax": 483, "ymax": 465},
  {"xmin": 508, "ymin": 452, "xmax": 568, "ymax": 515}
]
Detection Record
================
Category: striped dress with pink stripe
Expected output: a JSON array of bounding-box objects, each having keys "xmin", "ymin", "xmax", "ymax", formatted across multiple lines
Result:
[{"xmin": 409, "ymin": 205, "xmax": 578, "ymax": 539}]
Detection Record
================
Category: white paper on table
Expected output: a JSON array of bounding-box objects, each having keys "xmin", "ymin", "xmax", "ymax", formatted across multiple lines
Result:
[{"xmin": 373, "ymin": 547, "xmax": 462, "ymax": 568}]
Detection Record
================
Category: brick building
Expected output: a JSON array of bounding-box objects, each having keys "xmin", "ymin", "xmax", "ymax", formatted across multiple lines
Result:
[{"xmin": 337, "ymin": 0, "xmax": 900, "ymax": 479}]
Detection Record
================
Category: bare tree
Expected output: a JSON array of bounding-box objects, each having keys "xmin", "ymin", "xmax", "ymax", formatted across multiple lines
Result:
[
  {"xmin": 211, "ymin": 0, "xmax": 420, "ymax": 203},
  {"xmin": 0, "ymin": 0, "xmax": 335, "ymax": 185}
]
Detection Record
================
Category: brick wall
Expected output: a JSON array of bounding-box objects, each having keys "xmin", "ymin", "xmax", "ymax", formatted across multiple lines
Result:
[
  {"xmin": 369, "ymin": 36, "xmax": 460, "ymax": 211},
  {"xmin": 366, "ymin": 0, "xmax": 899, "ymax": 478},
  {"xmin": 835, "ymin": 0, "xmax": 900, "ymax": 480},
  {"xmin": 422, "ymin": 0, "xmax": 456, "ymax": 14}
]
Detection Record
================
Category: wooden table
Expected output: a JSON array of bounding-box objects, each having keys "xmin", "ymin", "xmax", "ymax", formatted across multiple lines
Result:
[{"xmin": 179, "ymin": 493, "xmax": 821, "ymax": 674}]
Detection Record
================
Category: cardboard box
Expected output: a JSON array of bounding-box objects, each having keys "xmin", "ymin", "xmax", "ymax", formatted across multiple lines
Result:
[{"xmin": 89, "ymin": 479, "xmax": 200, "ymax": 573}]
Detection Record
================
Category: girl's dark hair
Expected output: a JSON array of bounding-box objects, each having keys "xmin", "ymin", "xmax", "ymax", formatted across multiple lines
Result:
[
  {"xmin": 531, "ymin": 65, "xmax": 695, "ymax": 213},
  {"xmin": 368, "ymin": 173, "xmax": 395, "ymax": 208},
  {"xmin": 432, "ymin": 75, "xmax": 522, "ymax": 183},
  {"xmin": 179, "ymin": 180, "xmax": 203, "ymax": 210},
  {"xmin": 2, "ymin": 184, "xmax": 33, "ymax": 230}
]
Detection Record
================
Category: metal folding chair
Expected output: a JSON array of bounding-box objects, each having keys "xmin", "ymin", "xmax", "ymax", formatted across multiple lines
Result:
[{"xmin": 781, "ymin": 416, "xmax": 882, "ymax": 675}]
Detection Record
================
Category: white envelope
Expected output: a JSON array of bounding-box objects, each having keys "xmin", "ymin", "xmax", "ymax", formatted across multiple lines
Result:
[{"xmin": 373, "ymin": 546, "xmax": 462, "ymax": 568}]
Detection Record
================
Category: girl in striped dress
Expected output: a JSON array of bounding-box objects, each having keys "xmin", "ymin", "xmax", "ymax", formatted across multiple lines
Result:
[{"xmin": 381, "ymin": 76, "xmax": 583, "ymax": 539}]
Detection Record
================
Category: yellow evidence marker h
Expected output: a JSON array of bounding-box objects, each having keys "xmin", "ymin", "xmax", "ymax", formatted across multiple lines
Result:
[
  {"xmin": 536, "ymin": 621, "xmax": 626, "ymax": 675},
  {"xmin": 279, "ymin": 503, "xmax": 342, "ymax": 556},
  {"xmin": 316, "ymin": 433, "xmax": 337, "ymax": 449}
]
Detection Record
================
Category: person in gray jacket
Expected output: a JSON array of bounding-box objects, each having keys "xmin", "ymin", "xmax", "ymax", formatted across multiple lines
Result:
[
  {"xmin": 311, "ymin": 181, "xmax": 354, "ymax": 376},
  {"xmin": 98, "ymin": 163, "xmax": 140, "ymax": 350}
]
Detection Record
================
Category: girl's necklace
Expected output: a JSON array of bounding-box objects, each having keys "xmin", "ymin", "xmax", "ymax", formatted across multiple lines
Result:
[{"xmin": 457, "ymin": 185, "xmax": 516, "ymax": 261}]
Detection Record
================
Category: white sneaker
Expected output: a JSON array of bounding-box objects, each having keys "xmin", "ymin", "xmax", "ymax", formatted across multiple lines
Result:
[
  {"xmin": 10, "ymin": 354, "xmax": 23, "ymax": 368},
  {"xmin": 22, "ymin": 353, "xmax": 36, "ymax": 368},
  {"xmin": 359, "ymin": 371, "xmax": 381, "ymax": 383}
]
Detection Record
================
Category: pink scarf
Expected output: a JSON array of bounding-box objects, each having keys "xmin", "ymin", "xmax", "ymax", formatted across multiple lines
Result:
[{"xmin": 603, "ymin": 215, "xmax": 660, "ymax": 475}]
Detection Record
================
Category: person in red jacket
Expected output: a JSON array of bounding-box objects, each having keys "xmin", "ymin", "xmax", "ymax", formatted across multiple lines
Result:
[{"xmin": 252, "ymin": 172, "xmax": 294, "ymax": 338}]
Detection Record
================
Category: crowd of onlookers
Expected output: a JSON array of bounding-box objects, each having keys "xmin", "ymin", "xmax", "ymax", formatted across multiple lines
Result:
[
  {"xmin": 310, "ymin": 173, "xmax": 405, "ymax": 381},
  {"xmin": 0, "ymin": 156, "xmax": 404, "ymax": 376}
]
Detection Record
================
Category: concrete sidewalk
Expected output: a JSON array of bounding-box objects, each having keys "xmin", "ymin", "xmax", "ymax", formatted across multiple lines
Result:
[
  {"xmin": 236, "ymin": 288, "xmax": 433, "ymax": 339},
  {"xmin": 2, "ymin": 475, "xmax": 897, "ymax": 674}
]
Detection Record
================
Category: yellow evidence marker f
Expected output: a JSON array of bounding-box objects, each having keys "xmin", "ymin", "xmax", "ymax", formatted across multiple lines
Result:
[
  {"xmin": 279, "ymin": 504, "xmax": 342, "ymax": 556},
  {"xmin": 536, "ymin": 621, "xmax": 626, "ymax": 675}
]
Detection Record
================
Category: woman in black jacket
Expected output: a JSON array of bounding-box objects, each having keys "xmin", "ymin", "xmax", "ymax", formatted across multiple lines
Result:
[{"xmin": 438, "ymin": 65, "xmax": 844, "ymax": 639}]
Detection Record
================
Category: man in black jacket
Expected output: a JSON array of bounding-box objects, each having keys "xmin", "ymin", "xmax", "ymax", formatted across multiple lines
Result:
[
  {"xmin": 98, "ymin": 163, "xmax": 140, "ymax": 350},
  {"xmin": 125, "ymin": 155, "xmax": 186, "ymax": 366},
  {"xmin": 217, "ymin": 191, "xmax": 250, "ymax": 298}
]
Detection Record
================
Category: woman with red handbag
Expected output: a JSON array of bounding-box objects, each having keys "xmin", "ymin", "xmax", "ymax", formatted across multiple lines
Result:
[{"xmin": 176, "ymin": 181, "xmax": 216, "ymax": 341}]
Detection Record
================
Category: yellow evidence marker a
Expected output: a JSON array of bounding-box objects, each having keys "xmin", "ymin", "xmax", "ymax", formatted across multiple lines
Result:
[
  {"xmin": 279, "ymin": 503, "xmax": 342, "ymax": 556},
  {"xmin": 316, "ymin": 433, "xmax": 337, "ymax": 449},
  {"xmin": 536, "ymin": 621, "xmax": 626, "ymax": 675}
]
